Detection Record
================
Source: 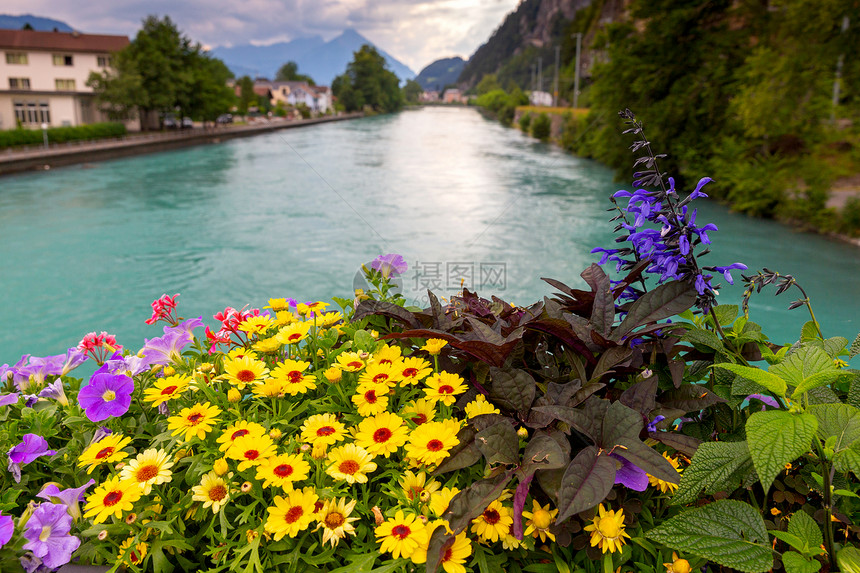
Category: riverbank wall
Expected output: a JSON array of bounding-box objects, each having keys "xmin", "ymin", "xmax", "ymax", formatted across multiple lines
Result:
[{"xmin": 0, "ymin": 113, "xmax": 363, "ymax": 177}]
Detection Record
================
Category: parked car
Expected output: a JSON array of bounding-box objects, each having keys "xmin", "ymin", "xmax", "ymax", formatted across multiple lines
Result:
[
  {"xmin": 162, "ymin": 114, "xmax": 179, "ymax": 129},
  {"xmin": 216, "ymin": 114, "xmax": 233, "ymax": 124},
  {"xmin": 181, "ymin": 117, "xmax": 194, "ymax": 129}
]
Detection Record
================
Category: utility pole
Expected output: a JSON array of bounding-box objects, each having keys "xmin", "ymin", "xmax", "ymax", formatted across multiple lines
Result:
[
  {"xmin": 530, "ymin": 64, "xmax": 536, "ymax": 98},
  {"xmin": 553, "ymin": 45, "xmax": 560, "ymax": 107},
  {"xmin": 831, "ymin": 15, "xmax": 850, "ymax": 124},
  {"xmin": 537, "ymin": 57, "xmax": 543, "ymax": 104},
  {"xmin": 573, "ymin": 33, "xmax": 582, "ymax": 109}
]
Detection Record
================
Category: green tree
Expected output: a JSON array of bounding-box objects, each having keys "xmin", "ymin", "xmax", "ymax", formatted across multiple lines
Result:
[
  {"xmin": 402, "ymin": 79, "xmax": 423, "ymax": 104},
  {"xmin": 236, "ymin": 76, "xmax": 256, "ymax": 115},
  {"xmin": 275, "ymin": 61, "xmax": 316, "ymax": 85},
  {"xmin": 476, "ymin": 74, "xmax": 501, "ymax": 95},
  {"xmin": 332, "ymin": 45, "xmax": 403, "ymax": 113}
]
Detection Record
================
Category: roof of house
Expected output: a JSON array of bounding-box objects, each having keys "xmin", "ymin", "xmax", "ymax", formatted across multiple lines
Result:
[{"xmin": 0, "ymin": 29, "xmax": 129, "ymax": 53}]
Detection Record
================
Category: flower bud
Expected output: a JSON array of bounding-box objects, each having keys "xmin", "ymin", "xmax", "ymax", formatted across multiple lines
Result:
[
  {"xmin": 359, "ymin": 351, "xmax": 370, "ymax": 360},
  {"xmin": 323, "ymin": 367, "xmax": 342, "ymax": 384},
  {"xmin": 311, "ymin": 443, "xmax": 327, "ymax": 460},
  {"xmin": 517, "ymin": 427, "xmax": 529, "ymax": 439},
  {"xmin": 372, "ymin": 506, "xmax": 384, "ymax": 526},
  {"xmin": 213, "ymin": 458, "xmax": 229, "ymax": 476},
  {"xmin": 98, "ymin": 530, "xmax": 109, "ymax": 540},
  {"xmin": 163, "ymin": 366, "xmax": 176, "ymax": 376},
  {"xmin": 150, "ymin": 364, "xmax": 163, "ymax": 374},
  {"xmin": 268, "ymin": 428, "xmax": 282, "ymax": 440},
  {"xmin": 241, "ymin": 481, "xmax": 252, "ymax": 493},
  {"xmin": 299, "ymin": 443, "xmax": 311, "ymax": 453},
  {"xmin": 370, "ymin": 330, "xmax": 379, "ymax": 339},
  {"xmin": 227, "ymin": 388, "xmax": 241, "ymax": 403},
  {"xmin": 246, "ymin": 529, "xmax": 259, "ymax": 543},
  {"xmin": 199, "ymin": 362, "xmax": 213, "ymax": 372},
  {"xmin": 125, "ymin": 513, "xmax": 137, "ymax": 525}
]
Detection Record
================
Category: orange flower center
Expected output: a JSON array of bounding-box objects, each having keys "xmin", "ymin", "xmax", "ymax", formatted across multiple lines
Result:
[
  {"xmin": 427, "ymin": 439, "xmax": 444, "ymax": 452},
  {"xmin": 403, "ymin": 368, "xmax": 419, "ymax": 377},
  {"xmin": 373, "ymin": 428, "xmax": 393, "ymax": 443},
  {"xmin": 483, "ymin": 509, "xmax": 500, "ymax": 524},
  {"xmin": 236, "ymin": 369, "xmax": 256, "ymax": 383},
  {"xmin": 208, "ymin": 485, "xmax": 227, "ymax": 502},
  {"xmin": 391, "ymin": 524, "xmax": 411, "ymax": 539},
  {"xmin": 135, "ymin": 464, "xmax": 159, "ymax": 482},
  {"xmin": 316, "ymin": 426, "xmax": 336, "ymax": 437},
  {"xmin": 95, "ymin": 446, "xmax": 115, "ymax": 459},
  {"xmin": 284, "ymin": 506, "xmax": 304, "ymax": 524},
  {"xmin": 324, "ymin": 512, "xmax": 345, "ymax": 528},
  {"xmin": 103, "ymin": 490, "xmax": 123, "ymax": 507},
  {"xmin": 161, "ymin": 385, "xmax": 178, "ymax": 395},
  {"xmin": 373, "ymin": 373, "xmax": 389, "ymax": 383},
  {"xmin": 339, "ymin": 460, "xmax": 360, "ymax": 475},
  {"xmin": 273, "ymin": 464, "xmax": 293, "ymax": 477},
  {"xmin": 438, "ymin": 385, "xmax": 454, "ymax": 394}
]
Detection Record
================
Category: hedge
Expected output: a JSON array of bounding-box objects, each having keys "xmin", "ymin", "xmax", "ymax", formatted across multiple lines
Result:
[{"xmin": 0, "ymin": 122, "xmax": 127, "ymax": 149}]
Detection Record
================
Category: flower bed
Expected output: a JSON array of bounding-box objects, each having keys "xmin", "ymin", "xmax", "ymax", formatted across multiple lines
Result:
[{"xmin": 2, "ymin": 111, "xmax": 859, "ymax": 573}]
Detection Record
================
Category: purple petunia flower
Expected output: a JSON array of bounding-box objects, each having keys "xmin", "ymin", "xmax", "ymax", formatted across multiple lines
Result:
[
  {"xmin": 610, "ymin": 452, "xmax": 649, "ymax": 491},
  {"xmin": 19, "ymin": 554, "xmax": 48, "ymax": 573},
  {"xmin": 7, "ymin": 434, "xmax": 57, "ymax": 483},
  {"xmin": 371, "ymin": 253, "xmax": 408, "ymax": 278},
  {"xmin": 23, "ymin": 503, "xmax": 81, "ymax": 569},
  {"xmin": 38, "ymin": 381, "xmax": 68, "ymax": 406},
  {"xmin": 0, "ymin": 393, "xmax": 19, "ymax": 407},
  {"xmin": 77, "ymin": 365, "xmax": 133, "ymax": 422},
  {"xmin": 36, "ymin": 480, "xmax": 95, "ymax": 522},
  {"xmin": 0, "ymin": 512, "xmax": 13, "ymax": 548}
]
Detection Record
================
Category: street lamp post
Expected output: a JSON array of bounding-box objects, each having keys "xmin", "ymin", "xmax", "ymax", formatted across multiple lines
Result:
[{"xmin": 41, "ymin": 123, "xmax": 49, "ymax": 149}]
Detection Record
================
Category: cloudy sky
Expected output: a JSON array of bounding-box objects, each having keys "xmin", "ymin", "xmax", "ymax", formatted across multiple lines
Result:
[{"xmin": 4, "ymin": 0, "xmax": 520, "ymax": 72}]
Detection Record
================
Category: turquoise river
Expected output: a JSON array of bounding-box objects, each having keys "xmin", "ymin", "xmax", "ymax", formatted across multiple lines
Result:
[{"xmin": 1, "ymin": 107, "xmax": 858, "ymax": 366}]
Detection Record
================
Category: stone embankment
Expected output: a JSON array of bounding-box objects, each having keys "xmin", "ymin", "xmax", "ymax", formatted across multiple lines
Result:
[{"xmin": 0, "ymin": 113, "xmax": 363, "ymax": 176}]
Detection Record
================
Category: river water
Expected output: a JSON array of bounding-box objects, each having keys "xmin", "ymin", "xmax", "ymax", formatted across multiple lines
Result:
[{"xmin": 1, "ymin": 107, "xmax": 858, "ymax": 366}]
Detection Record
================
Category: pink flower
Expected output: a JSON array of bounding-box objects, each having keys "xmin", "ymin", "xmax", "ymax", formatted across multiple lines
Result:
[
  {"xmin": 145, "ymin": 293, "xmax": 181, "ymax": 325},
  {"xmin": 77, "ymin": 332, "xmax": 122, "ymax": 365}
]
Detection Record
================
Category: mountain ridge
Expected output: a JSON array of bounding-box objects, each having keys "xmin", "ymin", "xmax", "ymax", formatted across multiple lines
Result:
[
  {"xmin": 414, "ymin": 57, "xmax": 465, "ymax": 91},
  {"xmin": 0, "ymin": 14, "xmax": 74, "ymax": 32}
]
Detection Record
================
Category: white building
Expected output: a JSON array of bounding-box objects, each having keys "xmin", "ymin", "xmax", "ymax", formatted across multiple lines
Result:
[
  {"xmin": 270, "ymin": 81, "xmax": 332, "ymax": 114},
  {"xmin": 0, "ymin": 29, "xmax": 130, "ymax": 130},
  {"xmin": 529, "ymin": 90, "xmax": 553, "ymax": 107}
]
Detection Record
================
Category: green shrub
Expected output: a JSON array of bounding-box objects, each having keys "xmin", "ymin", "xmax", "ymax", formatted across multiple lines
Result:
[
  {"xmin": 0, "ymin": 122, "xmax": 127, "ymax": 149},
  {"xmin": 518, "ymin": 112, "xmax": 531, "ymax": 131},
  {"xmin": 531, "ymin": 112, "xmax": 551, "ymax": 141}
]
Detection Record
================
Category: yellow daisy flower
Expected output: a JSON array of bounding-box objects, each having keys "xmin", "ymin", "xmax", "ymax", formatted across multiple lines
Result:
[
  {"xmin": 322, "ymin": 366, "xmax": 342, "ymax": 383},
  {"xmin": 316, "ymin": 498, "xmax": 359, "ymax": 547},
  {"xmin": 252, "ymin": 378, "xmax": 285, "ymax": 398},
  {"xmin": 226, "ymin": 434, "xmax": 277, "ymax": 471},
  {"xmin": 376, "ymin": 510, "xmax": 426, "ymax": 559},
  {"xmin": 424, "ymin": 372, "xmax": 468, "ymax": 406},
  {"xmin": 408, "ymin": 520, "xmax": 447, "ymax": 565},
  {"xmin": 647, "ymin": 452, "xmax": 683, "ymax": 493},
  {"xmin": 117, "ymin": 537, "xmax": 147, "ymax": 565},
  {"xmin": 665, "ymin": 552, "xmax": 692, "ymax": 573},
  {"xmin": 317, "ymin": 311, "xmax": 344, "ymax": 327},
  {"xmin": 277, "ymin": 322, "xmax": 312, "ymax": 345},
  {"xmin": 256, "ymin": 453, "xmax": 310, "ymax": 489},
  {"xmin": 77, "ymin": 434, "xmax": 132, "ymax": 474},
  {"xmin": 335, "ymin": 352, "xmax": 366, "ymax": 372},
  {"xmin": 271, "ymin": 359, "xmax": 316, "ymax": 395},
  {"xmin": 439, "ymin": 530, "xmax": 472, "ymax": 573},
  {"xmin": 429, "ymin": 486, "xmax": 460, "ymax": 518},
  {"xmin": 584, "ymin": 505, "xmax": 630, "ymax": 553},
  {"xmin": 400, "ymin": 470, "xmax": 441, "ymax": 503},
  {"xmin": 326, "ymin": 443, "xmax": 377, "ymax": 484},
  {"xmin": 421, "ymin": 338, "xmax": 448, "ymax": 356},
  {"xmin": 371, "ymin": 344, "xmax": 402, "ymax": 366},
  {"xmin": 238, "ymin": 315, "xmax": 275, "ymax": 336},
  {"xmin": 471, "ymin": 500, "xmax": 513, "ymax": 542},
  {"xmin": 217, "ymin": 421, "xmax": 266, "ymax": 452},
  {"xmin": 83, "ymin": 476, "xmax": 142, "ymax": 524},
  {"xmin": 397, "ymin": 356, "xmax": 433, "ymax": 386},
  {"xmin": 223, "ymin": 356, "xmax": 269, "ymax": 389},
  {"xmin": 464, "ymin": 394, "xmax": 500, "ymax": 419},
  {"xmin": 266, "ymin": 298, "xmax": 289, "ymax": 311},
  {"xmin": 227, "ymin": 348, "xmax": 258, "ymax": 361},
  {"xmin": 355, "ymin": 412, "xmax": 409, "ymax": 458},
  {"xmin": 252, "ymin": 335, "xmax": 282, "ymax": 353},
  {"xmin": 404, "ymin": 419, "xmax": 461, "ymax": 466},
  {"xmin": 142, "ymin": 374, "xmax": 191, "ymax": 406},
  {"xmin": 352, "ymin": 382, "xmax": 390, "ymax": 417},
  {"xmin": 300, "ymin": 413, "xmax": 347, "ymax": 447},
  {"xmin": 265, "ymin": 488, "xmax": 319, "ymax": 540},
  {"xmin": 296, "ymin": 301, "xmax": 329, "ymax": 316},
  {"xmin": 522, "ymin": 499, "xmax": 557, "ymax": 542},
  {"xmin": 401, "ymin": 399, "xmax": 436, "ymax": 425},
  {"xmin": 359, "ymin": 362, "xmax": 403, "ymax": 387},
  {"xmin": 166, "ymin": 402, "xmax": 221, "ymax": 441},
  {"xmin": 120, "ymin": 449, "xmax": 174, "ymax": 495},
  {"xmin": 191, "ymin": 471, "xmax": 230, "ymax": 514},
  {"xmin": 275, "ymin": 310, "xmax": 296, "ymax": 326}
]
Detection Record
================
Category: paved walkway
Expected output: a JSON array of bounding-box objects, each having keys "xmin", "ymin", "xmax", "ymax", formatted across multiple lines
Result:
[{"xmin": 0, "ymin": 114, "xmax": 363, "ymax": 176}]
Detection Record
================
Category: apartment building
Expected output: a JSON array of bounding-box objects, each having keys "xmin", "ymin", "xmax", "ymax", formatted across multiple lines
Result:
[{"xmin": 0, "ymin": 29, "xmax": 129, "ymax": 130}]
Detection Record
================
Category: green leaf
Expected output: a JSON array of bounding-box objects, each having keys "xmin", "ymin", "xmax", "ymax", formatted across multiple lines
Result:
[
  {"xmin": 850, "ymin": 333, "xmax": 860, "ymax": 359},
  {"xmin": 488, "ymin": 367, "xmax": 536, "ymax": 413},
  {"xmin": 787, "ymin": 510, "xmax": 823, "ymax": 554},
  {"xmin": 612, "ymin": 280, "xmax": 698, "ymax": 341},
  {"xmin": 823, "ymin": 336, "xmax": 848, "ymax": 359},
  {"xmin": 781, "ymin": 551, "xmax": 821, "ymax": 573},
  {"xmin": 770, "ymin": 531, "xmax": 807, "ymax": 552},
  {"xmin": 475, "ymin": 422, "xmax": 520, "ymax": 466},
  {"xmin": 683, "ymin": 328, "xmax": 725, "ymax": 352},
  {"xmin": 746, "ymin": 410, "xmax": 818, "ymax": 493},
  {"xmin": 793, "ymin": 370, "xmax": 844, "ymax": 397},
  {"xmin": 646, "ymin": 500, "xmax": 772, "ymax": 573},
  {"xmin": 834, "ymin": 442, "xmax": 860, "ymax": 477},
  {"xmin": 672, "ymin": 441, "xmax": 755, "ymax": 506},
  {"xmin": 771, "ymin": 346, "xmax": 837, "ymax": 389},
  {"xmin": 838, "ymin": 545, "xmax": 860, "ymax": 573},
  {"xmin": 556, "ymin": 446, "xmax": 616, "ymax": 522},
  {"xmin": 710, "ymin": 305, "xmax": 739, "ymax": 327},
  {"xmin": 659, "ymin": 384, "xmax": 727, "ymax": 413},
  {"xmin": 714, "ymin": 363, "xmax": 786, "ymax": 397},
  {"xmin": 801, "ymin": 321, "xmax": 820, "ymax": 342},
  {"xmin": 850, "ymin": 374, "xmax": 860, "ymax": 408},
  {"xmin": 807, "ymin": 404, "xmax": 860, "ymax": 454}
]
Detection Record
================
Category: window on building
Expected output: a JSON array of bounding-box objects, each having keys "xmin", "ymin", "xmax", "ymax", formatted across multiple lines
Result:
[
  {"xmin": 55, "ymin": 79, "xmax": 76, "ymax": 91},
  {"xmin": 8, "ymin": 78, "xmax": 31, "ymax": 89},
  {"xmin": 52, "ymin": 54, "xmax": 74, "ymax": 66},
  {"xmin": 13, "ymin": 102, "xmax": 50, "ymax": 125},
  {"xmin": 6, "ymin": 52, "xmax": 28, "ymax": 65},
  {"xmin": 97, "ymin": 56, "xmax": 113, "ymax": 67}
]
